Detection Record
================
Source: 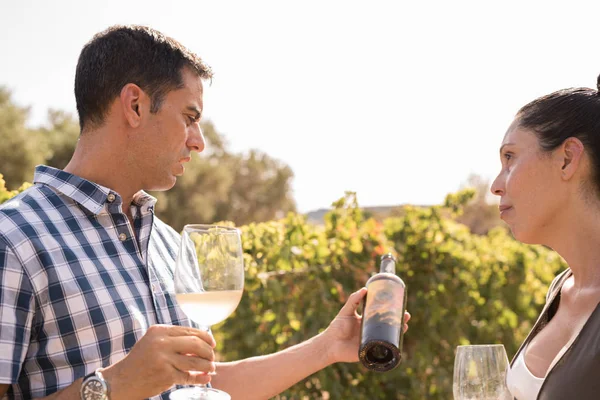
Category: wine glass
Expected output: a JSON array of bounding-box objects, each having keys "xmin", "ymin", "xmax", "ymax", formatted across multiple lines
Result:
[
  {"xmin": 170, "ymin": 224, "xmax": 245, "ymax": 400},
  {"xmin": 453, "ymin": 344, "xmax": 512, "ymax": 400}
]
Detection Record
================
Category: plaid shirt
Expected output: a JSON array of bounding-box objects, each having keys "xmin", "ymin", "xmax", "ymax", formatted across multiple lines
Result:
[{"xmin": 0, "ymin": 166, "xmax": 192, "ymax": 399}]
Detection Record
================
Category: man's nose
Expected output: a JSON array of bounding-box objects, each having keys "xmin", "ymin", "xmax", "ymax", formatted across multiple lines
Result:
[{"xmin": 188, "ymin": 125, "xmax": 205, "ymax": 153}]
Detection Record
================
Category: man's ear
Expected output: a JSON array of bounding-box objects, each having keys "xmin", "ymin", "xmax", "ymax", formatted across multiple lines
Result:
[
  {"xmin": 120, "ymin": 83, "xmax": 147, "ymax": 128},
  {"xmin": 559, "ymin": 137, "xmax": 585, "ymax": 180}
]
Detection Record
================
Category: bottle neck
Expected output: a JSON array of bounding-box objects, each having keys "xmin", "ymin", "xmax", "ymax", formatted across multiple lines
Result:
[{"xmin": 380, "ymin": 257, "xmax": 396, "ymax": 274}]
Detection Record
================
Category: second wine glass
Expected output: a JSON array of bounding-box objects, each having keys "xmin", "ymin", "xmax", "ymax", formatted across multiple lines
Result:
[
  {"xmin": 453, "ymin": 344, "xmax": 512, "ymax": 400},
  {"xmin": 171, "ymin": 224, "xmax": 245, "ymax": 400}
]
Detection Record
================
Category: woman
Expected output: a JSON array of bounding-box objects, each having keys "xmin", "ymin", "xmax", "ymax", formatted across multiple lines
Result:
[{"xmin": 492, "ymin": 76, "xmax": 600, "ymax": 399}]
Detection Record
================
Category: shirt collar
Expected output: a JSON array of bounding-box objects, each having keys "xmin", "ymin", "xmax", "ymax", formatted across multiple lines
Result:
[{"xmin": 33, "ymin": 165, "xmax": 157, "ymax": 215}]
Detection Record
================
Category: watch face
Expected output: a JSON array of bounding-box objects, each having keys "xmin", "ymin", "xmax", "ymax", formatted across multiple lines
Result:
[{"xmin": 82, "ymin": 378, "xmax": 106, "ymax": 400}]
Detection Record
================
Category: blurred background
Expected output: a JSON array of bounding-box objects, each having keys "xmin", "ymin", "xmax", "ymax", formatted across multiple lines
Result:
[{"xmin": 0, "ymin": 0, "xmax": 593, "ymax": 398}]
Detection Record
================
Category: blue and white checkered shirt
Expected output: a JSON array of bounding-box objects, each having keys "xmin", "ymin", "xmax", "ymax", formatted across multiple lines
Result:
[{"xmin": 0, "ymin": 165, "xmax": 192, "ymax": 399}]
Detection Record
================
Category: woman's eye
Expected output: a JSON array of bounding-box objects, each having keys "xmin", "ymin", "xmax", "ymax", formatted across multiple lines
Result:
[{"xmin": 503, "ymin": 153, "xmax": 513, "ymax": 161}]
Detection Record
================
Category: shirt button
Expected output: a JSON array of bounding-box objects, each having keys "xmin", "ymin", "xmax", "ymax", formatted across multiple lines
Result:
[
  {"xmin": 118, "ymin": 233, "xmax": 127, "ymax": 241},
  {"xmin": 151, "ymin": 284, "xmax": 157, "ymax": 293},
  {"xmin": 107, "ymin": 194, "xmax": 116, "ymax": 203}
]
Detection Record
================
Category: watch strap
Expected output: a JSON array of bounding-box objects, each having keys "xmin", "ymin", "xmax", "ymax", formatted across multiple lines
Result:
[{"xmin": 81, "ymin": 368, "xmax": 109, "ymax": 400}]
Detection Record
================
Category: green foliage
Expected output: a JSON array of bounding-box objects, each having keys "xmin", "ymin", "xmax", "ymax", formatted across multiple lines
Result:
[
  {"xmin": 0, "ymin": 88, "xmax": 80, "ymax": 189},
  {"xmin": 38, "ymin": 110, "xmax": 81, "ymax": 170},
  {"xmin": 214, "ymin": 193, "xmax": 565, "ymax": 399},
  {"xmin": 0, "ymin": 174, "xmax": 30, "ymax": 204},
  {"xmin": 456, "ymin": 174, "xmax": 505, "ymax": 235},
  {"xmin": 444, "ymin": 187, "xmax": 475, "ymax": 216},
  {"xmin": 0, "ymin": 88, "xmax": 44, "ymax": 189}
]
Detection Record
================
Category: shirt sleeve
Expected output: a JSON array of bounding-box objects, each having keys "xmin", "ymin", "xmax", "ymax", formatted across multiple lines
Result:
[{"xmin": 0, "ymin": 239, "xmax": 35, "ymax": 384}]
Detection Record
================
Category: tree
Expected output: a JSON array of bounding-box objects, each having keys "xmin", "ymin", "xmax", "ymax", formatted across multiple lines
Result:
[
  {"xmin": 0, "ymin": 88, "xmax": 46, "ymax": 189},
  {"xmin": 152, "ymin": 122, "xmax": 296, "ymax": 229},
  {"xmin": 215, "ymin": 150, "xmax": 295, "ymax": 225},
  {"xmin": 456, "ymin": 174, "xmax": 504, "ymax": 235},
  {"xmin": 38, "ymin": 110, "xmax": 79, "ymax": 170}
]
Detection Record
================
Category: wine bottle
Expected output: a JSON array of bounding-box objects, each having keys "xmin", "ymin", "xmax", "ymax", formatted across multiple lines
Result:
[{"xmin": 358, "ymin": 253, "xmax": 407, "ymax": 372}]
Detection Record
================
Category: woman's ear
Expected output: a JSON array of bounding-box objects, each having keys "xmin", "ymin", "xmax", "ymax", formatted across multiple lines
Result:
[{"xmin": 559, "ymin": 137, "xmax": 585, "ymax": 180}]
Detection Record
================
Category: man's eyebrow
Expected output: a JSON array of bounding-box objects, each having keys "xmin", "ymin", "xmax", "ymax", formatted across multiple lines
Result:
[{"xmin": 186, "ymin": 106, "xmax": 202, "ymax": 119}]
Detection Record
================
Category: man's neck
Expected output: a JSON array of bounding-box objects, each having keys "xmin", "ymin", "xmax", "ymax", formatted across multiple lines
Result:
[{"xmin": 63, "ymin": 129, "xmax": 140, "ymax": 211}]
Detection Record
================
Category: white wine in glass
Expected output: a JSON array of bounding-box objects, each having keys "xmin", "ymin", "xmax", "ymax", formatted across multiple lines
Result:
[
  {"xmin": 170, "ymin": 224, "xmax": 245, "ymax": 400},
  {"xmin": 453, "ymin": 344, "xmax": 512, "ymax": 400}
]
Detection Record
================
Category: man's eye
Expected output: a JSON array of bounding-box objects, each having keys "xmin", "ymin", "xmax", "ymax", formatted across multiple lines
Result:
[
  {"xmin": 187, "ymin": 116, "xmax": 195, "ymax": 125},
  {"xmin": 503, "ymin": 153, "xmax": 513, "ymax": 161}
]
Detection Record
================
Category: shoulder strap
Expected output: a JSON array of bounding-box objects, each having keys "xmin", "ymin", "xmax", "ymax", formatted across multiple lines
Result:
[{"xmin": 546, "ymin": 268, "xmax": 572, "ymax": 303}]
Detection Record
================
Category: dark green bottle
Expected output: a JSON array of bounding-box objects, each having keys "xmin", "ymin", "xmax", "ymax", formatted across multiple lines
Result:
[{"xmin": 358, "ymin": 253, "xmax": 407, "ymax": 372}]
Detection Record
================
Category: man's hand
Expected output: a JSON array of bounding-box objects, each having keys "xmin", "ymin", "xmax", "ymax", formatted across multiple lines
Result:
[
  {"xmin": 321, "ymin": 287, "xmax": 411, "ymax": 364},
  {"xmin": 102, "ymin": 325, "xmax": 216, "ymax": 400}
]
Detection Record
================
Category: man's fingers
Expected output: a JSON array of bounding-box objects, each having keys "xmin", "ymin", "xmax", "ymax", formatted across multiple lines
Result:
[
  {"xmin": 172, "ymin": 366, "xmax": 213, "ymax": 386},
  {"xmin": 402, "ymin": 311, "xmax": 411, "ymax": 333},
  {"xmin": 339, "ymin": 287, "xmax": 368, "ymax": 316},
  {"xmin": 171, "ymin": 336, "xmax": 216, "ymax": 362},
  {"xmin": 164, "ymin": 325, "xmax": 216, "ymax": 348},
  {"xmin": 172, "ymin": 354, "xmax": 216, "ymax": 375},
  {"xmin": 189, "ymin": 371, "xmax": 213, "ymax": 386}
]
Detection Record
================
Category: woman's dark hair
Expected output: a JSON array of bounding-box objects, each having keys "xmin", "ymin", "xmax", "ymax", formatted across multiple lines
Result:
[
  {"xmin": 75, "ymin": 25, "xmax": 212, "ymax": 132},
  {"xmin": 517, "ymin": 75, "xmax": 600, "ymax": 193}
]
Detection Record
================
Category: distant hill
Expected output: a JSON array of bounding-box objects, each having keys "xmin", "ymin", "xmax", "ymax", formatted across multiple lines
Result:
[
  {"xmin": 303, "ymin": 199, "xmax": 505, "ymax": 236},
  {"xmin": 304, "ymin": 204, "xmax": 426, "ymax": 224}
]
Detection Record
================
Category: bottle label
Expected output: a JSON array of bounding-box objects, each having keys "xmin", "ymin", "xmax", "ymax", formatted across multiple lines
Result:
[{"xmin": 364, "ymin": 280, "xmax": 404, "ymax": 326}]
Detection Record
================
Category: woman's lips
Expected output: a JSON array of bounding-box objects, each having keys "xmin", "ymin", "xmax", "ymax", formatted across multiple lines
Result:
[{"xmin": 499, "ymin": 205, "xmax": 513, "ymax": 217}]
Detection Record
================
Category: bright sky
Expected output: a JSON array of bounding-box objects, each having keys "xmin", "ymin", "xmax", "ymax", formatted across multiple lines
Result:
[{"xmin": 2, "ymin": 0, "xmax": 600, "ymax": 213}]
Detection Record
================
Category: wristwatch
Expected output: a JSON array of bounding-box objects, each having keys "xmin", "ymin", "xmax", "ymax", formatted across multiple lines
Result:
[{"xmin": 80, "ymin": 368, "xmax": 110, "ymax": 400}]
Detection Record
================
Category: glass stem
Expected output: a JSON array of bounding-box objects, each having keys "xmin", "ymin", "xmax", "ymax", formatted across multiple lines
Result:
[
  {"xmin": 193, "ymin": 385, "xmax": 209, "ymax": 398},
  {"xmin": 198, "ymin": 324, "xmax": 212, "ymax": 393}
]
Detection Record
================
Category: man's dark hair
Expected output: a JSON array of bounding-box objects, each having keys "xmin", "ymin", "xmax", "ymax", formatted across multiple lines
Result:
[{"xmin": 75, "ymin": 25, "xmax": 212, "ymax": 132}]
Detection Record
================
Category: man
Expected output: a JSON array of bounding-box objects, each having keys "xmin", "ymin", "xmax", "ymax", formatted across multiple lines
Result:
[{"xmin": 0, "ymin": 25, "xmax": 409, "ymax": 399}]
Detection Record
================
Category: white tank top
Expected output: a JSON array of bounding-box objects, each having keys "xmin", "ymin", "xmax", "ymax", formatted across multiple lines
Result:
[{"xmin": 506, "ymin": 344, "xmax": 544, "ymax": 400}]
